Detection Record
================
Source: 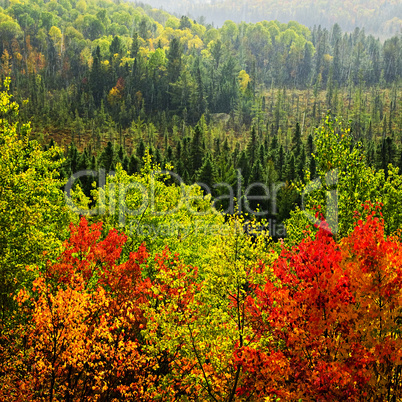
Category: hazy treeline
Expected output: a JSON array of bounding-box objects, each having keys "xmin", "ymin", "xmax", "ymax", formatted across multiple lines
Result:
[{"xmin": 141, "ymin": 0, "xmax": 402, "ymax": 38}]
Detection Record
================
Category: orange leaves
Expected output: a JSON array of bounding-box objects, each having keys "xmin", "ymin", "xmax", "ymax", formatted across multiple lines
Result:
[
  {"xmin": 107, "ymin": 78, "xmax": 125, "ymax": 107},
  {"xmin": 3, "ymin": 213, "xmax": 402, "ymax": 400},
  {"xmin": 0, "ymin": 217, "xmax": 162, "ymax": 401},
  {"xmin": 342, "ymin": 211, "xmax": 402, "ymax": 399},
  {"xmin": 3, "ymin": 217, "xmax": 235, "ymax": 401}
]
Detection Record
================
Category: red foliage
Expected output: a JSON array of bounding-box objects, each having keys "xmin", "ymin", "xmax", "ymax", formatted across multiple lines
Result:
[
  {"xmin": 2, "ymin": 212, "xmax": 402, "ymax": 401},
  {"xmin": 236, "ymin": 210, "xmax": 402, "ymax": 401}
]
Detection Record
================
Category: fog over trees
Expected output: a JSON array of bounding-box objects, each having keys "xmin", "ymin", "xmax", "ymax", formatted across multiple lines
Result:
[{"xmin": 137, "ymin": 0, "xmax": 402, "ymax": 37}]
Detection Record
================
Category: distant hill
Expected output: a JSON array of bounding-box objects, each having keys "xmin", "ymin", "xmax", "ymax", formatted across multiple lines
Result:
[{"xmin": 138, "ymin": 0, "xmax": 402, "ymax": 37}]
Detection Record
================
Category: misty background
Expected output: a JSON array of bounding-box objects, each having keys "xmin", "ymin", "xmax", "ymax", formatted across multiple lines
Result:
[{"xmin": 135, "ymin": 0, "xmax": 402, "ymax": 38}]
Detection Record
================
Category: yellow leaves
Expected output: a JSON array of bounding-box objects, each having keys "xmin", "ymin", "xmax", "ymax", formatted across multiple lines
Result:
[
  {"xmin": 107, "ymin": 86, "xmax": 121, "ymax": 107},
  {"xmin": 147, "ymin": 38, "xmax": 154, "ymax": 52},
  {"xmin": 139, "ymin": 46, "xmax": 149, "ymax": 58},
  {"xmin": 80, "ymin": 47, "xmax": 92, "ymax": 67},
  {"xmin": 238, "ymin": 70, "xmax": 251, "ymax": 92},
  {"xmin": 119, "ymin": 56, "xmax": 134, "ymax": 68},
  {"xmin": 154, "ymin": 35, "xmax": 169, "ymax": 49},
  {"xmin": 153, "ymin": 21, "xmax": 164, "ymax": 37},
  {"xmin": 323, "ymin": 53, "xmax": 333, "ymax": 64},
  {"xmin": 49, "ymin": 26, "xmax": 62, "ymax": 44},
  {"xmin": 187, "ymin": 35, "xmax": 203, "ymax": 50},
  {"xmin": 1, "ymin": 49, "xmax": 11, "ymax": 76}
]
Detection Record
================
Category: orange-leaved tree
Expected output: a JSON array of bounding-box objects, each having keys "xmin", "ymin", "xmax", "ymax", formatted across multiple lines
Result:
[
  {"xmin": 0, "ymin": 217, "xmax": 178, "ymax": 401},
  {"xmin": 1, "ymin": 217, "xmax": 263, "ymax": 401}
]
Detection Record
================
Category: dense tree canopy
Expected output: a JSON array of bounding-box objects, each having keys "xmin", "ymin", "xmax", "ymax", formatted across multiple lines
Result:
[{"xmin": 0, "ymin": 0, "xmax": 401, "ymax": 398}]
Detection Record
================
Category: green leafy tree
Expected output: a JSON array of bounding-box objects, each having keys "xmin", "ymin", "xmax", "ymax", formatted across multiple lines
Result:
[
  {"xmin": 91, "ymin": 151, "xmax": 224, "ymax": 270},
  {"xmin": 286, "ymin": 114, "xmax": 402, "ymax": 245},
  {"xmin": 0, "ymin": 78, "xmax": 70, "ymax": 320}
]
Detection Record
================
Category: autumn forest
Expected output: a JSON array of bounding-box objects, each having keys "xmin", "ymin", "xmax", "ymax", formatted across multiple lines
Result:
[{"xmin": 0, "ymin": 0, "xmax": 402, "ymax": 399}]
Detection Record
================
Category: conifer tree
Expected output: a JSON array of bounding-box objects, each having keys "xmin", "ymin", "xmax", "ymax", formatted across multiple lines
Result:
[
  {"xmin": 90, "ymin": 46, "xmax": 103, "ymax": 107},
  {"xmin": 128, "ymin": 154, "xmax": 141, "ymax": 175},
  {"xmin": 196, "ymin": 153, "xmax": 218, "ymax": 192},
  {"xmin": 136, "ymin": 139, "xmax": 146, "ymax": 160},
  {"xmin": 167, "ymin": 37, "xmax": 182, "ymax": 84},
  {"xmin": 246, "ymin": 126, "xmax": 258, "ymax": 166},
  {"xmin": 191, "ymin": 124, "xmax": 205, "ymax": 177},
  {"xmin": 98, "ymin": 141, "xmax": 115, "ymax": 172},
  {"xmin": 291, "ymin": 122, "xmax": 302, "ymax": 154}
]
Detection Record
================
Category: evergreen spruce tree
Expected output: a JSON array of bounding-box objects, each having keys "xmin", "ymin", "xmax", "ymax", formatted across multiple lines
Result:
[
  {"xmin": 237, "ymin": 150, "xmax": 250, "ymax": 185},
  {"xmin": 291, "ymin": 122, "xmax": 302, "ymax": 154},
  {"xmin": 77, "ymin": 147, "xmax": 92, "ymax": 196},
  {"xmin": 258, "ymin": 144, "xmax": 266, "ymax": 167},
  {"xmin": 246, "ymin": 126, "xmax": 258, "ymax": 166},
  {"xmin": 136, "ymin": 139, "xmax": 146, "ymax": 159},
  {"xmin": 166, "ymin": 145, "xmax": 173, "ymax": 164},
  {"xmin": 155, "ymin": 147, "xmax": 163, "ymax": 166},
  {"xmin": 90, "ymin": 46, "xmax": 103, "ymax": 107},
  {"xmin": 98, "ymin": 141, "xmax": 115, "ymax": 172},
  {"xmin": 307, "ymin": 133, "xmax": 314, "ymax": 156},
  {"xmin": 367, "ymin": 120, "xmax": 373, "ymax": 142},
  {"xmin": 191, "ymin": 124, "xmax": 205, "ymax": 177},
  {"xmin": 299, "ymin": 42, "xmax": 313, "ymax": 87},
  {"xmin": 366, "ymin": 141, "xmax": 375, "ymax": 167},
  {"xmin": 246, "ymin": 159, "xmax": 267, "ymax": 216},
  {"xmin": 67, "ymin": 142, "xmax": 80, "ymax": 176},
  {"xmin": 167, "ymin": 37, "xmax": 182, "ymax": 84},
  {"xmin": 309, "ymin": 156, "xmax": 317, "ymax": 179},
  {"xmin": 297, "ymin": 145, "xmax": 306, "ymax": 180},
  {"xmin": 276, "ymin": 145, "xmax": 285, "ymax": 181},
  {"xmin": 284, "ymin": 153, "xmax": 296, "ymax": 182},
  {"xmin": 128, "ymin": 154, "xmax": 140, "ymax": 175},
  {"xmin": 131, "ymin": 32, "xmax": 139, "ymax": 59},
  {"xmin": 196, "ymin": 153, "xmax": 217, "ymax": 192}
]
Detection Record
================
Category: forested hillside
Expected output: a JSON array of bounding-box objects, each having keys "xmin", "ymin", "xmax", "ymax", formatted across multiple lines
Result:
[
  {"xmin": 142, "ymin": 0, "xmax": 402, "ymax": 37},
  {"xmin": 2, "ymin": 78, "xmax": 402, "ymax": 399},
  {"xmin": 1, "ymin": 0, "xmax": 402, "ymax": 399},
  {"xmin": 0, "ymin": 0, "xmax": 401, "ymax": 230}
]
